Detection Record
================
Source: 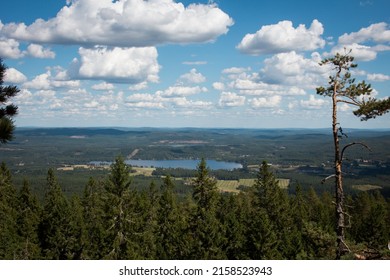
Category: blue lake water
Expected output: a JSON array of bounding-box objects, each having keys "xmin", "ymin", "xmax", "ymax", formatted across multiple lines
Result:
[{"xmin": 90, "ymin": 159, "xmax": 242, "ymax": 170}]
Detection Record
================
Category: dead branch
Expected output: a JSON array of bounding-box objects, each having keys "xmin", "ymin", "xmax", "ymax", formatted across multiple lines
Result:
[{"xmin": 341, "ymin": 142, "xmax": 371, "ymax": 162}]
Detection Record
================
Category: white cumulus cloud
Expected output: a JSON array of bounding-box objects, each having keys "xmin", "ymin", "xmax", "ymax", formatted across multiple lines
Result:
[
  {"xmin": 1, "ymin": 0, "xmax": 233, "ymax": 47},
  {"xmin": 157, "ymin": 85, "xmax": 207, "ymax": 97},
  {"xmin": 328, "ymin": 23, "xmax": 390, "ymax": 62},
  {"xmin": 92, "ymin": 82, "xmax": 115, "ymax": 91},
  {"xmin": 26, "ymin": 44, "xmax": 56, "ymax": 59},
  {"xmin": 367, "ymin": 73, "xmax": 390, "ymax": 81},
  {"xmin": 0, "ymin": 38, "xmax": 24, "ymax": 59},
  {"xmin": 250, "ymin": 95, "xmax": 282, "ymax": 108},
  {"xmin": 338, "ymin": 22, "xmax": 390, "ymax": 44},
  {"xmin": 4, "ymin": 68, "xmax": 27, "ymax": 84},
  {"xmin": 218, "ymin": 92, "xmax": 245, "ymax": 107},
  {"xmin": 300, "ymin": 95, "xmax": 328, "ymax": 109},
  {"xmin": 327, "ymin": 43, "xmax": 378, "ymax": 61},
  {"xmin": 70, "ymin": 46, "xmax": 160, "ymax": 83},
  {"xmin": 261, "ymin": 51, "xmax": 327, "ymax": 87},
  {"xmin": 237, "ymin": 19, "xmax": 325, "ymax": 55},
  {"xmin": 178, "ymin": 68, "xmax": 206, "ymax": 84}
]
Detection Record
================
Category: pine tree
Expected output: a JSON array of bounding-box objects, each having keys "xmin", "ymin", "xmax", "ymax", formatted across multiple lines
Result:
[
  {"xmin": 316, "ymin": 50, "xmax": 390, "ymax": 259},
  {"xmin": 0, "ymin": 58, "xmax": 19, "ymax": 144}
]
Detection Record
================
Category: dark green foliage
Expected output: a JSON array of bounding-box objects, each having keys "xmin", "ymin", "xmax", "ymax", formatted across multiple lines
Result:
[
  {"xmin": 156, "ymin": 175, "xmax": 184, "ymax": 259},
  {"xmin": 349, "ymin": 191, "xmax": 390, "ymax": 251},
  {"xmin": 317, "ymin": 51, "xmax": 390, "ymax": 259},
  {"xmin": 0, "ymin": 159, "xmax": 389, "ymax": 260},
  {"xmin": 15, "ymin": 179, "xmax": 41, "ymax": 259},
  {"xmin": 38, "ymin": 169, "xmax": 72, "ymax": 259},
  {"xmin": 0, "ymin": 163, "xmax": 18, "ymax": 259},
  {"xmin": 0, "ymin": 58, "xmax": 19, "ymax": 144},
  {"xmin": 81, "ymin": 177, "xmax": 105, "ymax": 259},
  {"xmin": 218, "ymin": 194, "xmax": 247, "ymax": 259},
  {"xmin": 102, "ymin": 156, "xmax": 136, "ymax": 259},
  {"xmin": 253, "ymin": 162, "xmax": 296, "ymax": 259},
  {"xmin": 188, "ymin": 158, "xmax": 225, "ymax": 259},
  {"xmin": 65, "ymin": 195, "xmax": 86, "ymax": 259}
]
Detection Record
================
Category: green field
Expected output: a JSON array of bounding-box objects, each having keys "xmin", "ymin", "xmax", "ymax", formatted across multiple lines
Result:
[
  {"xmin": 217, "ymin": 178, "xmax": 290, "ymax": 192},
  {"xmin": 3, "ymin": 127, "xmax": 390, "ymax": 198},
  {"xmin": 352, "ymin": 184, "xmax": 382, "ymax": 191}
]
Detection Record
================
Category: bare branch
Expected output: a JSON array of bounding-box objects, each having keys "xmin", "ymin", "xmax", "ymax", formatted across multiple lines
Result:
[
  {"xmin": 321, "ymin": 174, "xmax": 336, "ymax": 184},
  {"xmin": 341, "ymin": 142, "xmax": 371, "ymax": 162}
]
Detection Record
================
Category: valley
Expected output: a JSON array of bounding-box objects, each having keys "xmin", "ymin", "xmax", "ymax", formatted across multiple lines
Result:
[{"xmin": 1, "ymin": 127, "xmax": 389, "ymax": 198}]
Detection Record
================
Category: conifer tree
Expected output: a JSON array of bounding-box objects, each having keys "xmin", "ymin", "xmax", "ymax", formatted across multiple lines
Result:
[
  {"xmin": 218, "ymin": 193, "xmax": 247, "ymax": 259},
  {"xmin": 133, "ymin": 183, "xmax": 159, "ymax": 259},
  {"xmin": 39, "ymin": 169, "xmax": 71, "ymax": 259},
  {"xmin": 156, "ymin": 175, "xmax": 182, "ymax": 259},
  {"xmin": 289, "ymin": 184, "xmax": 308, "ymax": 259},
  {"xmin": 0, "ymin": 163, "xmax": 18, "ymax": 259},
  {"xmin": 103, "ymin": 156, "xmax": 136, "ymax": 259},
  {"xmin": 253, "ymin": 161, "xmax": 293, "ymax": 258},
  {"xmin": 0, "ymin": 58, "xmax": 19, "ymax": 144},
  {"xmin": 16, "ymin": 179, "xmax": 41, "ymax": 259},
  {"xmin": 82, "ymin": 177, "xmax": 105, "ymax": 259},
  {"xmin": 189, "ymin": 158, "xmax": 225, "ymax": 259},
  {"xmin": 352, "ymin": 191, "xmax": 389, "ymax": 252},
  {"xmin": 247, "ymin": 207, "xmax": 280, "ymax": 259},
  {"xmin": 316, "ymin": 50, "xmax": 390, "ymax": 259},
  {"xmin": 65, "ymin": 195, "xmax": 86, "ymax": 259}
]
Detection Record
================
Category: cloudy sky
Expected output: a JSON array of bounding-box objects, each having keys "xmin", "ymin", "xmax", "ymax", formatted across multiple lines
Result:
[{"xmin": 1, "ymin": 0, "xmax": 389, "ymax": 128}]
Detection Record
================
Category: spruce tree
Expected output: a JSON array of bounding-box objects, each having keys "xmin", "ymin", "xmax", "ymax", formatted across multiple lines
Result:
[
  {"xmin": 103, "ymin": 156, "xmax": 136, "ymax": 259},
  {"xmin": 218, "ymin": 193, "xmax": 247, "ymax": 259},
  {"xmin": 189, "ymin": 158, "xmax": 225, "ymax": 259},
  {"xmin": 156, "ymin": 175, "xmax": 182, "ymax": 259},
  {"xmin": 253, "ymin": 161, "xmax": 293, "ymax": 258},
  {"xmin": 0, "ymin": 163, "xmax": 18, "ymax": 259},
  {"xmin": 65, "ymin": 195, "xmax": 86, "ymax": 259},
  {"xmin": 82, "ymin": 177, "xmax": 105, "ymax": 259},
  {"xmin": 15, "ymin": 179, "xmax": 41, "ymax": 259},
  {"xmin": 39, "ymin": 169, "xmax": 71, "ymax": 259}
]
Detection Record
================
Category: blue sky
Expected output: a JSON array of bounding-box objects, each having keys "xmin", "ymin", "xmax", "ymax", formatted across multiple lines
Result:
[{"xmin": 1, "ymin": 0, "xmax": 389, "ymax": 128}]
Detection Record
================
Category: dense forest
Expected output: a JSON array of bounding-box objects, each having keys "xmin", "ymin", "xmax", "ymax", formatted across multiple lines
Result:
[{"xmin": 0, "ymin": 157, "xmax": 389, "ymax": 260}]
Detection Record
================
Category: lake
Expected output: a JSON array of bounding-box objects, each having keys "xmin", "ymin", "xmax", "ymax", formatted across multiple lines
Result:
[{"xmin": 90, "ymin": 159, "xmax": 242, "ymax": 170}]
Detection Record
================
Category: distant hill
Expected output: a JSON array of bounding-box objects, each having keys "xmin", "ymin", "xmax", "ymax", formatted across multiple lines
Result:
[{"xmin": 15, "ymin": 127, "xmax": 150, "ymax": 137}]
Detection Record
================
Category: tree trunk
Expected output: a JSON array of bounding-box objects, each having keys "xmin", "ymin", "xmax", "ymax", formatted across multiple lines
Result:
[{"xmin": 332, "ymin": 92, "xmax": 345, "ymax": 260}]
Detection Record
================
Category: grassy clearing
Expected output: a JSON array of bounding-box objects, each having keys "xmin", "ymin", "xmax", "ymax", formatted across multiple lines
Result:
[
  {"xmin": 217, "ymin": 180, "xmax": 240, "ymax": 193},
  {"xmin": 277, "ymin": 179, "xmax": 290, "ymax": 189},
  {"xmin": 352, "ymin": 184, "xmax": 382, "ymax": 191},
  {"xmin": 131, "ymin": 167, "xmax": 155, "ymax": 176},
  {"xmin": 217, "ymin": 178, "xmax": 290, "ymax": 193}
]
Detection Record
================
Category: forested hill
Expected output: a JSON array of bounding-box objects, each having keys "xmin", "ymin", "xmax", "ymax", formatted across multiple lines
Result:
[
  {"xmin": 0, "ymin": 158, "xmax": 389, "ymax": 260},
  {"xmin": 15, "ymin": 127, "xmax": 146, "ymax": 137}
]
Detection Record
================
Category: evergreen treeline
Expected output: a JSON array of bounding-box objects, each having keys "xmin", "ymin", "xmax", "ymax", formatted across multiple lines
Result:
[{"xmin": 0, "ymin": 158, "xmax": 389, "ymax": 260}]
